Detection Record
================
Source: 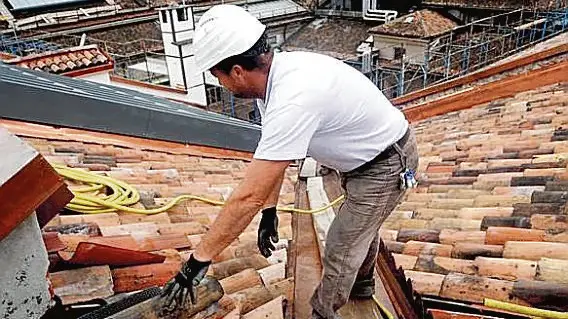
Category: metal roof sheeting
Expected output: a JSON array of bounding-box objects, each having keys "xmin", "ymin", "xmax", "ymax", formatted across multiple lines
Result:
[
  {"xmin": 7, "ymin": 0, "xmax": 89, "ymax": 11},
  {"xmin": 0, "ymin": 63, "xmax": 260, "ymax": 152}
]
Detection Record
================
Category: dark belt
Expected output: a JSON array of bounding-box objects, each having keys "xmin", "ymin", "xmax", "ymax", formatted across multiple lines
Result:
[{"xmin": 348, "ymin": 128, "xmax": 411, "ymax": 174}]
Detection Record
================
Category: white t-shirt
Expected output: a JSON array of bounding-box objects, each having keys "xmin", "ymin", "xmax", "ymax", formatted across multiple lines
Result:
[{"xmin": 253, "ymin": 51, "xmax": 409, "ymax": 172}]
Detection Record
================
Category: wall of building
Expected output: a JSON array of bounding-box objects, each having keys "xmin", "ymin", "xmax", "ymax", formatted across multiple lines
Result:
[
  {"xmin": 374, "ymin": 34, "xmax": 428, "ymax": 64},
  {"xmin": 0, "ymin": 213, "xmax": 51, "ymax": 318},
  {"xmin": 80, "ymin": 71, "xmax": 111, "ymax": 83}
]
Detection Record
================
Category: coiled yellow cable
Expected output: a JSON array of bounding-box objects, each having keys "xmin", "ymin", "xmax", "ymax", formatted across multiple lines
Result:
[{"xmin": 52, "ymin": 164, "xmax": 344, "ymax": 215}]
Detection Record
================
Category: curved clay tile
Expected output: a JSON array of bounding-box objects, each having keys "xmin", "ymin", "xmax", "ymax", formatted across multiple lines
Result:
[{"xmin": 68, "ymin": 53, "xmax": 79, "ymax": 62}]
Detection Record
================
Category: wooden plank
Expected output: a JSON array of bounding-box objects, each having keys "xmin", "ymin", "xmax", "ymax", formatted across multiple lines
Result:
[
  {"xmin": 292, "ymin": 179, "xmax": 322, "ymax": 319},
  {"xmin": 306, "ymin": 176, "xmax": 335, "ymax": 257},
  {"xmin": 0, "ymin": 128, "xmax": 71, "ymax": 240},
  {"xmin": 376, "ymin": 240, "xmax": 420, "ymax": 319},
  {"xmin": 299, "ymin": 158, "xmax": 318, "ymax": 178}
]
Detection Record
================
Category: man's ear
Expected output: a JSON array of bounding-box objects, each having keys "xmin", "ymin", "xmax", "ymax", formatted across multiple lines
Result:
[{"xmin": 231, "ymin": 65, "xmax": 245, "ymax": 78}]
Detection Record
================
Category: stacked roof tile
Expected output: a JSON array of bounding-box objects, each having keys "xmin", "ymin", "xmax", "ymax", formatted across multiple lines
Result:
[
  {"xmin": 11, "ymin": 127, "xmax": 298, "ymax": 317},
  {"xmin": 382, "ymin": 81, "xmax": 568, "ymax": 311},
  {"xmin": 369, "ymin": 9, "xmax": 457, "ymax": 39},
  {"xmin": 5, "ymin": 44, "xmax": 112, "ymax": 75}
]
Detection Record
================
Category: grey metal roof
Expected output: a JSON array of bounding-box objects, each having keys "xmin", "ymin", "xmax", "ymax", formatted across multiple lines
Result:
[
  {"xmin": 7, "ymin": 0, "xmax": 87, "ymax": 11},
  {"xmin": 0, "ymin": 63, "xmax": 260, "ymax": 152}
]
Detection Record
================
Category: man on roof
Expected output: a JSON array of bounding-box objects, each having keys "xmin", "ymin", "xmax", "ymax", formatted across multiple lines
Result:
[{"xmin": 160, "ymin": 5, "xmax": 419, "ymax": 318}]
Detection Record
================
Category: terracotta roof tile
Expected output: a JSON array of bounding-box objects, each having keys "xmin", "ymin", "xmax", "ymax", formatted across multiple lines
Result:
[
  {"xmin": 5, "ymin": 44, "xmax": 113, "ymax": 76},
  {"xmin": 386, "ymin": 81, "xmax": 568, "ymax": 309},
  {"xmin": 5, "ymin": 123, "xmax": 297, "ymax": 317},
  {"xmin": 369, "ymin": 9, "xmax": 457, "ymax": 39}
]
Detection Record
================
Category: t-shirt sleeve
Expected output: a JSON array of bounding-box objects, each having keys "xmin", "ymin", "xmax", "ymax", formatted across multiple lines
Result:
[{"xmin": 253, "ymin": 104, "xmax": 320, "ymax": 161}]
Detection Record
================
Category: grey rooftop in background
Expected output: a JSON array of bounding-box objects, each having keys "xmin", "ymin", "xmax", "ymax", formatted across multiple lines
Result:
[{"xmin": 0, "ymin": 63, "xmax": 261, "ymax": 152}]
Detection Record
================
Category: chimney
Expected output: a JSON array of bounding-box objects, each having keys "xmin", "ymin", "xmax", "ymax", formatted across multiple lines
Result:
[{"xmin": 158, "ymin": 4, "xmax": 207, "ymax": 105}]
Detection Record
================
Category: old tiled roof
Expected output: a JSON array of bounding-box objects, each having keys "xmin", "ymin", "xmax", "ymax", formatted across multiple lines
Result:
[
  {"xmin": 84, "ymin": 21, "xmax": 164, "ymax": 55},
  {"xmin": 2, "ymin": 121, "xmax": 297, "ymax": 317},
  {"xmin": 382, "ymin": 82, "xmax": 568, "ymax": 311},
  {"xmin": 282, "ymin": 18, "xmax": 376, "ymax": 59},
  {"xmin": 369, "ymin": 9, "xmax": 457, "ymax": 39},
  {"xmin": 5, "ymin": 44, "xmax": 113, "ymax": 76}
]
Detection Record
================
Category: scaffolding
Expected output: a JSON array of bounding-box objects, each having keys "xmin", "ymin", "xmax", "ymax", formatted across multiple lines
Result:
[{"xmin": 348, "ymin": 7, "xmax": 568, "ymax": 99}]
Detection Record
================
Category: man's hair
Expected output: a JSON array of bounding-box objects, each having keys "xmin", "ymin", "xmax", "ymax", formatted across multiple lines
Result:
[{"xmin": 212, "ymin": 32, "xmax": 271, "ymax": 74}]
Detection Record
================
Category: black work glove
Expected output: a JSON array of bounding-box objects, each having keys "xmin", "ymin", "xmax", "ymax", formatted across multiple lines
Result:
[
  {"xmin": 258, "ymin": 206, "xmax": 279, "ymax": 257},
  {"xmin": 160, "ymin": 254, "xmax": 211, "ymax": 310}
]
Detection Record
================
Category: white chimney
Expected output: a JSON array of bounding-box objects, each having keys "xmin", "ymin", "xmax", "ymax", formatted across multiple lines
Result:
[{"xmin": 158, "ymin": 4, "xmax": 207, "ymax": 105}]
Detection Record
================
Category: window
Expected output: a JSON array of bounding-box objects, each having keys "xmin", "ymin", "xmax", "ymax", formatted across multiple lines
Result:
[
  {"xmin": 160, "ymin": 10, "xmax": 168, "ymax": 23},
  {"xmin": 177, "ymin": 8, "xmax": 188, "ymax": 21},
  {"xmin": 394, "ymin": 47, "xmax": 406, "ymax": 60}
]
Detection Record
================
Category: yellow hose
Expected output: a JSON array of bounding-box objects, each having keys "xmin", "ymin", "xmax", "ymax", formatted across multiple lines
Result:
[
  {"xmin": 484, "ymin": 299, "xmax": 568, "ymax": 319},
  {"xmin": 52, "ymin": 164, "xmax": 344, "ymax": 215}
]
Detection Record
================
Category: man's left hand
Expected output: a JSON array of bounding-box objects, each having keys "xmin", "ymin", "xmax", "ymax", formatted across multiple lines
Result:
[
  {"xmin": 258, "ymin": 206, "xmax": 279, "ymax": 257},
  {"xmin": 160, "ymin": 254, "xmax": 211, "ymax": 310}
]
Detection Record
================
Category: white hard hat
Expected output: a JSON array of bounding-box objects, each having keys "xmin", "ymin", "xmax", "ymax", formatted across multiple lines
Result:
[{"xmin": 194, "ymin": 4, "xmax": 266, "ymax": 73}]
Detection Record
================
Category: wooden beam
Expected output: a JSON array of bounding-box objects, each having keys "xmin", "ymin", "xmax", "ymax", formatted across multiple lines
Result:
[
  {"xmin": 403, "ymin": 60, "xmax": 568, "ymax": 123},
  {"xmin": 292, "ymin": 179, "xmax": 322, "ymax": 319},
  {"xmin": 0, "ymin": 128, "xmax": 71, "ymax": 240},
  {"xmin": 306, "ymin": 176, "xmax": 336, "ymax": 257},
  {"xmin": 376, "ymin": 240, "xmax": 420, "ymax": 319}
]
